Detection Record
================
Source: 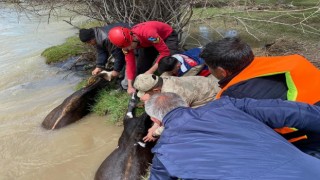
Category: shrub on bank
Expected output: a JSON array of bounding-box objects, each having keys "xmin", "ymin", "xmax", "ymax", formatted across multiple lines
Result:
[{"xmin": 41, "ymin": 36, "xmax": 87, "ymax": 64}]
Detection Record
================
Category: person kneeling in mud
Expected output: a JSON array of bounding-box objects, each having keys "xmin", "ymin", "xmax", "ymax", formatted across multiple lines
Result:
[
  {"xmin": 133, "ymin": 74, "xmax": 220, "ymax": 142},
  {"xmin": 157, "ymin": 47, "xmax": 210, "ymax": 77}
]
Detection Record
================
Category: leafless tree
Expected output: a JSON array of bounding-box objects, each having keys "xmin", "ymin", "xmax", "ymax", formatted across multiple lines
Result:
[
  {"xmin": 2, "ymin": 0, "xmax": 319, "ymax": 52},
  {"xmin": 3, "ymin": 0, "xmax": 193, "ymax": 39}
]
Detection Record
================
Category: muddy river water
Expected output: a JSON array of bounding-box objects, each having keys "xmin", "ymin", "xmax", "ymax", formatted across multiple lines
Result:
[{"xmin": 0, "ymin": 7, "xmax": 122, "ymax": 180}]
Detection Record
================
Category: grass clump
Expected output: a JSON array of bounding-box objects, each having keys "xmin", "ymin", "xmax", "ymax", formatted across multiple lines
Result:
[
  {"xmin": 190, "ymin": 4, "xmax": 320, "ymax": 47},
  {"xmin": 92, "ymin": 88, "xmax": 129, "ymax": 123},
  {"xmin": 75, "ymin": 79, "xmax": 88, "ymax": 90},
  {"xmin": 135, "ymin": 106, "xmax": 146, "ymax": 117},
  {"xmin": 41, "ymin": 20, "xmax": 104, "ymax": 64},
  {"xmin": 41, "ymin": 36, "xmax": 87, "ymax": 64},
  {"xmin": 74, "ymin": 74, "xmax": 146, "ymax": 124},
  {"xmin": 78, "ymin": 20, "xmax": 105, "ymax": 29},
  {"xmin": 92, "ymin": 88, "xmax": 146, "ymax": 123}
]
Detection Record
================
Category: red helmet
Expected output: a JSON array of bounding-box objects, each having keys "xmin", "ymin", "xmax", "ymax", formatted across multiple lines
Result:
[{"xmin": 108, "ymin": 27, "xmax": 133, "ymax": 48}]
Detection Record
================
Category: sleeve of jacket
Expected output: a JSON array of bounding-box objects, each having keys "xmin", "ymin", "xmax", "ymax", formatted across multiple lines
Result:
[
  {"xmin": 150, "ymin": 156, "xmax": 178, "ymax": 180},
  {"xmin": 231, "ymin": 97, "xmax": 320, "ymax": 132},
  {"xmin": 96, "ymin": 45, "xmax": 109, "ymax": 68},
  {"xmin": 124, "ymin": 50, "xmax": 136, "ymax": 80},
  {"xmin": 146, "ymin": 32, "xmax": 171, "ymax": 63},
  {"xmin": 111, "ymin": 48, "xmax": 125, "ymax": 72}
]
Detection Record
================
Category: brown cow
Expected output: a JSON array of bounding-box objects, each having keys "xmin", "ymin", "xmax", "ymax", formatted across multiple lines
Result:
[{"xmin": 42, "ymin": 73, "xmax": 110, "ymax": 130}]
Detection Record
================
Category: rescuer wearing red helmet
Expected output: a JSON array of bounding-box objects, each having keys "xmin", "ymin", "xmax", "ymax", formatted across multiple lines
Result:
[{"xmin": 108, "ymin": 21, "xmax": 181, "ymax": 94}]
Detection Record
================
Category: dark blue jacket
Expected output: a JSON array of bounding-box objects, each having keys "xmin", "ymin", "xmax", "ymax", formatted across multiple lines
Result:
[
  {"xmin": 150, "ymin": 96, "xmax": 320, "ymax": 180},
  {"xmin": 181, "ymin": 48, "xmax": 203, "ymax": 64},
  {"xmin": 220, "ymin": 73, "xmax": 320, "ymax": 153},
  {"xmin": 177, "ymin": 48, "xmax": 209, "ymax": 76}
]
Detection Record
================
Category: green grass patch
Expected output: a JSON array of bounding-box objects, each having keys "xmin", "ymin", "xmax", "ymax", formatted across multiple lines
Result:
[
  {"xmin": 189, "ymin": 4, "xmax": 320, "ymax": 47},
  {"xmin": 135, "ymin": 107, "xmax": 146, "ymax": 117},
  {"xmin": 74, "ymin": 78, "xmax": 146, "ymax": 123},
  {"xmin": 91, "ymin": 88, "xmax": 146, "ymax": 123},
  {"xmin": 41, "ymin": 36, "xmax": 87, "ymax": 64},
  {"xmin": 75, "ymin": 79, "xmax": 88, "ymax": 90},
  {"xmin": 92, "ymin": 88, "xmax": 129, "ymax": 123},
  {"xmin": 78, "ymin": 20, "xmax": 105, "ymax": 29},
  {"xmin": 41, "ymin": 20, "xmax": 105, "ymax": 64},
  {"xmin": 264, "ymin": 0, "xmax": 319, "ymax": 7},
  {"xmin": 141, "ymin": 166, "xmax": 151, "ymax": 180}
]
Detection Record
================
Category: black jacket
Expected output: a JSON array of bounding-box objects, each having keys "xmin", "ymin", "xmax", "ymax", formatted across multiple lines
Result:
[
  {"xmin": 94, "ymin": 23, "xmax": 132, "ymax": 72},
  {"xmin": 220, "ymin": 74, "xmax": 288, "ymax": 100}
]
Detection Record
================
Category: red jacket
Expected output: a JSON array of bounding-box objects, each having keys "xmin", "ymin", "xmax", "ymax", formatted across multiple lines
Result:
[{"xmin": 125, "ymin": 21, "xmax": 173, "ymax": 80}]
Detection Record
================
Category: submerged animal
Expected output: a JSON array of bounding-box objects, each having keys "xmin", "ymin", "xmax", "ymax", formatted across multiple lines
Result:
[
  {"xmin": 42, "ymin": 73, "xmax": 110, "ymax": 130},
  {"xmin": 95, "ymin": 113, "xmax": 155, "ymax": 180}
]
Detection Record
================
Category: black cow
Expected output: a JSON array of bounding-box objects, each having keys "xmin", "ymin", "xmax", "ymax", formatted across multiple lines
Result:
[
  {"xmin": 95, "ymin": 113, "xmax": 155, "ymax": 180},
  {"xmin": 42, "ymin": 74, "xmax": 109, "ymax": 130}
]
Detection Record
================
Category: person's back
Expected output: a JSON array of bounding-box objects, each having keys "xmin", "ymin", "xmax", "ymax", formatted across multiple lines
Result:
[
  {"xmin": 131, "ymin": 21, "xmax": 173, "ymax": 47},
  {"xmin": 133, "ymin": 74, "xmax": 220, "ymax": 108},
  {"xmin": 161, "ymin": 75, "xmax": 218, "ymax": 107},
  {"xmin": 147, "ymin": 94, "xmax": 320, "ymax": 179}
]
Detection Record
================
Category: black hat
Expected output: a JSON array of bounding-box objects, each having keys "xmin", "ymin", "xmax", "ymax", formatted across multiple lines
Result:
[{"xmin": 79, "ymin": 28, "xmax": 95, "ymax": 42}]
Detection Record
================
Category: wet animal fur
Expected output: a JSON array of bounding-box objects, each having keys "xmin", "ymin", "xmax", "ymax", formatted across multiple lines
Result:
[
  {"xmin": 95, "ymin": 113, "xmax": 155, "ymax": 180},
  {"xmin": 42, "ymin": 74, "xmax": 109, "ymax": 130}
]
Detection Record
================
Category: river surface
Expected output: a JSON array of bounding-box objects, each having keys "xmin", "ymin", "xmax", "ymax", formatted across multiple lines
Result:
[{"xmin": 0, "ymin": 7, "xmax": 122, "ymax": 180}]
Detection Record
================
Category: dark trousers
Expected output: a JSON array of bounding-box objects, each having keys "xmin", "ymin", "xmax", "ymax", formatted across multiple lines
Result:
[{"xmin": 136, "ymin": 30, "xmax": 181, "ymax": 75}]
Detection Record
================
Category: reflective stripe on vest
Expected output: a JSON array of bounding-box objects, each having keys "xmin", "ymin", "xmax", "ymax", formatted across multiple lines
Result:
[{"xmin": 216, "ymin": 54, "xmax": 320, "ymax": 143}]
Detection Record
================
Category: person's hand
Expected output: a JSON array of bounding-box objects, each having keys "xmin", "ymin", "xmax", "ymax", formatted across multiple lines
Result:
[
  {"xmin": 143, "ymin": 131, "xmax": 157, "ymax": 142},
  {"xmin": 143, "ymin": 123, "xmax": 160, "ymax": 142},
  {"xmin": 127, "ymin": 86, "xmax": 136, "ymax": 94},
  {"xmin": 92, "ymin": 67, "xmax": 103, "ymax": 75},
  {"xmin": 144, "ymin": 63, "xmax": 158, "ymax": 74},
  {"xmin": 143, "ymin": 128, "xmax": 158, "ymax": 142},
  {"xmin": 127, "ymin": 80, "xmax": 136, "ymax": 94}
]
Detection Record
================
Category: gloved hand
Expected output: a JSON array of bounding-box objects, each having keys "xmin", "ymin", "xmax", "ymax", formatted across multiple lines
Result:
[{"xmin": 100, "ymin": 70, "xmax": 113, "ymax": 81}]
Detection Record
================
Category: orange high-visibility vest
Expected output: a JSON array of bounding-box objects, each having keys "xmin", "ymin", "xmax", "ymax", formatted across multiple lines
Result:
[{"xmin": 216, "ymin": 54, "xmax": 320, "ymax": 143}]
